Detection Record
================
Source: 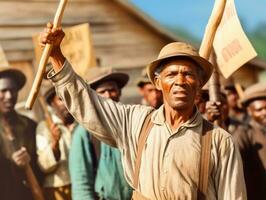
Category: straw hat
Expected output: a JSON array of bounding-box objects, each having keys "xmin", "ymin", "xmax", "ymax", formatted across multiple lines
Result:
[
  {"xmin": 86, "ymin": 67, "xmax": 129, "ymax": 89},
  {"xmin": 241, "ymin": 82, "xmax": 266, "ymax": 106},
  {"xmin": 146, "ymin": 42, "xmax": 213, "ymax": 87},
  {"xmin": 0, "ymin": 46, "xmax": 26, "ymax": 90},
  {"xmin": 137, "ymin": 68, "xmax": 151, "ymax": 88}
]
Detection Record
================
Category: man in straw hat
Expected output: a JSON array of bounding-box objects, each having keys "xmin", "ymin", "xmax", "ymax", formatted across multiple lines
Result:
[
  {"xmin": 36, "ymin": 83, "xmax": 76, "ymax": 200},
  {"xmin": 233, "ymin": 82, "xmax": 266, "ymax": 200},
  {"xmin": 0, "ymin": 64, "xmax": 41, "ymax": 200},
  {"xmin": 137, "ymin": 68, "xmax": 163, "ymax": 109},
  {"xmin": 69, "ymin": 66, "xmax": 132, "ymax": 200},
  {"xmin": 39, "ymin": 25, "xmax": 246, "ymax": 199}
]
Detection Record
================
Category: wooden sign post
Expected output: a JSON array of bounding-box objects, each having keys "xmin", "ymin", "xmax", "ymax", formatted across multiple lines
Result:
[{"xmin": 25, "ymin": 0, "xmax": 68, "ymax": 110}]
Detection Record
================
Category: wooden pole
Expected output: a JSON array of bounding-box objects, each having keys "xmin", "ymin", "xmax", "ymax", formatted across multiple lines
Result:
[
  {"xmin": 199, "ymin": 0, "xmax": 227, "ymax": 125},
  {"xmin": 38, "ymin": 95, "xmax": 53, "ymax": 128},
  {"xmin": 234, "ymin": 83, "xmax": 244, "ymax": 99},
  {"xmin": 208, "ymin": 51, "xmax": 221, "ymax": 102},
  {"xmin": 199, "ymin": 0, "xmax": 227, "ymax": 60},
  {"xmin": 25, "ymin": 0, "xmax": 68, "ymax": 110}
]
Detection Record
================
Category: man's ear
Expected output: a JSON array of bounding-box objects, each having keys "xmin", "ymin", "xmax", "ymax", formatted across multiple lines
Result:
[
  {"xmin": 247, "ymin": 105, "xmax": 253, "ymax": 117},
  {"xmin": 154, "ymin": 76, "xmax": 162, "ymax": 91}
]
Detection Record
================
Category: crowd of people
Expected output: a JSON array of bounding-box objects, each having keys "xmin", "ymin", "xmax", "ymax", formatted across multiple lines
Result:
[{"xmin": 0, "ymin": 23, "xmax": 265, "ymax": 200}]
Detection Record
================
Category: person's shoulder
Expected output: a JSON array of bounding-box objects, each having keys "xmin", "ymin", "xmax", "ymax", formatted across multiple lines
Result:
[
  {"xmin": 207, "ymin": 122, "xmax": 236, "ymax": 151},
  {"xmin": 72, "ymin": 125, "xmax": 91, "ymax": 141},
  {"xmin": 16, "ymin": 113, "xmax": 37, "ymax": 128},
  {"xmin": 17, "ymin": 113, "xmax": 37, "ymax": 125}
]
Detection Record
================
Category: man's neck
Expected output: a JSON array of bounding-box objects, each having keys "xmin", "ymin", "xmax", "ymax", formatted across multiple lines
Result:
[{"xmin": 164, "ymin": 104, "xmax": 194, "ymax": 132}]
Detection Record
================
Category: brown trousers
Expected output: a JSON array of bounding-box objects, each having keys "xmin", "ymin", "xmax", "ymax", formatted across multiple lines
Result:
[{"xmin": 44, "ymin": 185, "xmax": 71, "ymax": 200}]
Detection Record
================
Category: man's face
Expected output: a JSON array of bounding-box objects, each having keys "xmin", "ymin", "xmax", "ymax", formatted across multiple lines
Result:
[
  {"xmin": 95, "ymin": 81, "xmax": 121, "ymax": 102},
  {"xmin": 0, "ymin": 77, "xmax": 19, "ymax": 114},
  {"xmin": 51, "ymin": 95, "xmax": 73, "ymax": 124},
  {"xmin": 139, "ymin": 83, "xmax": 163, "ymax": 109},
  {"xmin": 248, "ymin": 99, "xmax": 266, "ymax": 126},
  {"xmin": 155, "ymin": 59, "xmax": 201, "ymax": 110},
  {"xmin": 226, "ymin": 89, "xmax": 239, "ymax": 109}
]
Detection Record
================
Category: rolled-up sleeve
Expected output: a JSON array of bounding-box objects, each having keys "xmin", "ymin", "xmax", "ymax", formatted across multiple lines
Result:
[
  {"xmin": 215, "ymin": 136, "xmax": 247, "ymax": 200},
  {"xmin": 48, "ymin": 60, "xmax": 152, "ymax": 149}
]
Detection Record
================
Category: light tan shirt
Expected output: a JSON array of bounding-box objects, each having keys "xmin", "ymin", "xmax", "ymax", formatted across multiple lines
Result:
[
  {"xmin": 48, "ymin": 61, "xmax": 246, "ymax": 199},
  {"xmin": 36, "ymin": 113, "xmax": 76, "ymax": 188}
]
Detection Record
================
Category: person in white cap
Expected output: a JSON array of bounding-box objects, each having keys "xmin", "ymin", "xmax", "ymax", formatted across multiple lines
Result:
[{"xmin": 38, "ymin": 24, "xmax": 246, "ymax": 200}]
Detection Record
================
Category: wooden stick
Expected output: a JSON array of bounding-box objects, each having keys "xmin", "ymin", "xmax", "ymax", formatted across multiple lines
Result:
[
  {"xmin": 38, "ymin": 95, "xmax": 53, "ymax": 128},
  {"xmin": 25, "ymin": 165, "xmax": 46, "ymax": 200},
  {"xmin": 199, "ymin": 0, "xmax": 227, "ymax": 126},
  {"xmin": 25, "ymin": 0, "xmax": 68, "ymax": 110},
  {"xmin": 199, "ymin": 0, "xmax": 227, "ymax": 60},
  {"xmin": 234, "ymin": 83, "xmax": 244, "ymax": 99}
]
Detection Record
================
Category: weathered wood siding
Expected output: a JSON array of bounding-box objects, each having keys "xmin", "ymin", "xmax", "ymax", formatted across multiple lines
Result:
[{"xmin": 0, "ymin": 0, "xmax": 172, "ymax": 111}]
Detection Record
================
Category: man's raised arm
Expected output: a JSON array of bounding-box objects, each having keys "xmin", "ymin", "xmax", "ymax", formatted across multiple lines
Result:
[{"xmin": 39, "ymin": 23, "xmax": 152, "ymax": 149}]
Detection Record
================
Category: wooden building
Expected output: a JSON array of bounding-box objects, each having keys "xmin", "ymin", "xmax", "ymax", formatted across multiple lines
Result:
[{"xmin": 0, "ymin": 0, "xmax": 265, "ymax": 118}]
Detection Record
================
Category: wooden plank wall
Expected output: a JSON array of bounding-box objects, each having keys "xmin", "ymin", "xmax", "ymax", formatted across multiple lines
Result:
[{"xmin": 0, "ymin": 0, "xmax": 171, "ymax": 117}]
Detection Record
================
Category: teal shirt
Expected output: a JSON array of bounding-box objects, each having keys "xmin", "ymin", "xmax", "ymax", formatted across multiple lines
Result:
[{"xmin": 69, "ymin": 125, "xmax": 132, "ymax": 200}]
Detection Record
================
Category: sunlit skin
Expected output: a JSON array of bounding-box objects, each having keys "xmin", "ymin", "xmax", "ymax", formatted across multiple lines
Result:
[
  {"xmin": 155, "ymin": 59, "xmax": 201, "ymax": 131},
  {"xmin": 139, "ymin": 83, "xmax": 163, "ymax": 109},
  {"xmin": 0, "ymin": 78, "xmax": 18, "ymax": 115},
  {"xmin": 247, "ymin": 99, "xmax": 266, "ymax": 126},
  {"xmin": 95, "ymin": 81, "xmax": 121, "ymax": 102}
]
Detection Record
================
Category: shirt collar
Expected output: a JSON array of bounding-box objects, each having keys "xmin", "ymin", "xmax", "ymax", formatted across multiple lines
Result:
[{"xmin": 152, "ymin": 105, "xmax": 202, "ymax": 129}]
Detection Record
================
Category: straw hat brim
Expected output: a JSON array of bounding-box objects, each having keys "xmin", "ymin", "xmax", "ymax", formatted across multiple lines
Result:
[
  {"xmin": 0, "ymin": 68, "xmax": 26, "ymax": 90},
  {"xmin": 241, "ymin": 92, "xmax": 266, "ymax": 106},
  {"xmin": 137, "ymin": 77, "xmax": 151, "ymax": 88},
  {"xmin": 89, "ymin": 72, "xmax": 129, "ymax": 89},
  {"xmin": 147, "ymin": 53, "xmax": 213, "ymax": 87}
]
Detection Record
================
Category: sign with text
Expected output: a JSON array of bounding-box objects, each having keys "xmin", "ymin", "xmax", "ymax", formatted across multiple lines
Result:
[
  {"xmin": 213, "ymin": 0, "xmax": 257, "ymax": 78},
  {"xmin": 33, "ymin": 23, "xmax": 96, "ymax": 78}
]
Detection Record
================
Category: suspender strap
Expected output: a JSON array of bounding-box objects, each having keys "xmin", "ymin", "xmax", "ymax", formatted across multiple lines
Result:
[
  {"xmin": 197, "ymin": 119, "xmax": 213, "ymax": 200},
  {"xmin": 133, "ymin": 112, "xmax": 213, "ymax": 200},
  {"xmin": 133, "ymin": 111, "xmax": 154, "ymax": 189}
]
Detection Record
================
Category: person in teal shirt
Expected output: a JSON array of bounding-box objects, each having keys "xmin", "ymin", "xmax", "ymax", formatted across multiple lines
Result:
[{"xmin": 69, "ymin": 67, "xmax": 132, "ymax": 200}]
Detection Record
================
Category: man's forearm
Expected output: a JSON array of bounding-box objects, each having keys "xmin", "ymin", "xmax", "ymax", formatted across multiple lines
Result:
[{"xmin": 50, "ymin": 48, "xmax": 66, "ymax": 72}]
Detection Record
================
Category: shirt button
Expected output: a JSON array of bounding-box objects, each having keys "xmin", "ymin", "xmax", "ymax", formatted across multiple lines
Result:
[{"xmin": 161, "ymin": 187, "xmax": 165, "ymax": 191}]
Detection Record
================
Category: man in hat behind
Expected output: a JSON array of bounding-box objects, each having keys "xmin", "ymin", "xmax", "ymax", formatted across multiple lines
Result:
[
  {"xmin": 69, "ymin": 66, "xmax": 132, "ymax": 200},
  {"xmin": 36, "ymin": 83, "xmax": 77, "ymax": 200},
  {"xmin": 222, "ymin": 78, "xmax": 247, "ymax": 122},
  {"xmin": 233, "ymin": 82, "xmax": 266, "ymax": 200},
  {"xmin": 40, "ymin": 25, "xmax": 246, "ymax": 199},
  {"xmin": 0, "ymin": 65, "xmax": 41, "ymax": 200},
  {"xmin": 137, "ymin": 68, "xmax": 163, "ymax": 109}
]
